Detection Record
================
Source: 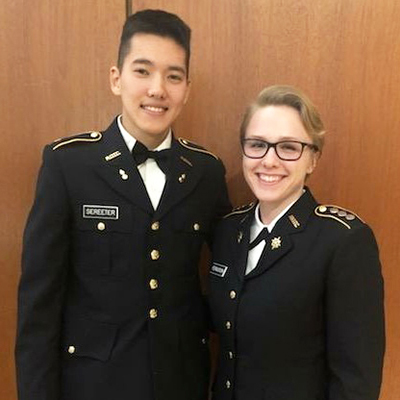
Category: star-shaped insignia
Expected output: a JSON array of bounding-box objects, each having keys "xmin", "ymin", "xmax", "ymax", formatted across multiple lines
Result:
[{"xmin": 271, "ymin": 236, "xmax": 282, "ymax": 250}]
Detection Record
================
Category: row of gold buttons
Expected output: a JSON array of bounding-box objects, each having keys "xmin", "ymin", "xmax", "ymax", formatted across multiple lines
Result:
[
  {"xmin": 149, "ymin": 220, "xmax": 161, "ymax": 319},
  {"xmin": 95, "ymin": 221, "xmax": 201, "ymax": 232},
  {"xmin": 225, "ymin": 288, "xmax": 237, "ymax": 390}
]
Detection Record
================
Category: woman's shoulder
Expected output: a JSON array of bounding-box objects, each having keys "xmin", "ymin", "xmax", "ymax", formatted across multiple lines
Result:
[
  {"xmin": 223, "ymin": 202, "xmax": 256, "ymax": 219},
  {"xmin": 313, "ymin": 204, "xmax": 367, "ymax": 231}
]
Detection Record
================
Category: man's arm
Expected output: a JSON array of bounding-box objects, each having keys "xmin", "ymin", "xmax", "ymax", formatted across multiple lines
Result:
[
  {"xmin": 16, "ymin": 146, "xmax": 70, "ymax": 400},
  {"xmin": 209, "ymin": 159, "xmax": 232, "ymax": 244}
]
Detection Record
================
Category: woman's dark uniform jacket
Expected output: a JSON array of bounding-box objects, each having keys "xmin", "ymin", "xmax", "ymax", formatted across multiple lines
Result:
[
  {"xmin": 209, "ymin": 189, "xmax": 385, "ymax": 400},
  {"xmin": 15, "ymin": 119, "xmax": 231, "ymax": 400}
]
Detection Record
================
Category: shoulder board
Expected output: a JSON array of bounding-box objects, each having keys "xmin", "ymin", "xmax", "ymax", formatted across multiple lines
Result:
[
  {"xmin": 224, "ymin": 202, "xmax": 255, "ymax": 218},
  {"xmin": 314, "ymin": 204, "xmax": 364, "ymax": 230},
  {"xmin": 52, "ymin": 131, "xmax": 102, "ymax": 150},
  {"xmin": 178, "ymin": 138, "xmax": 218, "ymax": 160}
]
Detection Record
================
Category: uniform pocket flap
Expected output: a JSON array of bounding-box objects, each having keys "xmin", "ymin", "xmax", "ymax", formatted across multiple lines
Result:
[
  {"xmin": 173, "ymin": 216, "xmax": 210, "ymax": 233},
  {"xmin": 62, "ymin": 318, "xmax": 118, "ymax": 362}
]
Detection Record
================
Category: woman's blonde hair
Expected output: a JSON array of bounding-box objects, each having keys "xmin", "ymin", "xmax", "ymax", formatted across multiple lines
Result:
[{"xmin": 240, "ymin": 85, "xmax": 326, "ymax": 151}]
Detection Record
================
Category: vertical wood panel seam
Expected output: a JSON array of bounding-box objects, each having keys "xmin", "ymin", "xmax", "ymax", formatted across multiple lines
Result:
[{"xmin": 126, "ymin": 0, "xmax": 132, "ymax": 17}]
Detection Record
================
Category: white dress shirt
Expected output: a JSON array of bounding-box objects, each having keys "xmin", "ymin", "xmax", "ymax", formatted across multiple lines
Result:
[
  {"xmin": 117, "ymin": 115, "xmax": 172, "ymax": 210},
  {"xmin": 245, "ymin": 198, "xmax": 299, "ymax": 275}
]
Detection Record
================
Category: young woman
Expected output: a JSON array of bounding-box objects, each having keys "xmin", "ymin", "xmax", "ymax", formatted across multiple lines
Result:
[{"xmin": 209, "ymin": 85, "xmax": 385, "ymax": 400}]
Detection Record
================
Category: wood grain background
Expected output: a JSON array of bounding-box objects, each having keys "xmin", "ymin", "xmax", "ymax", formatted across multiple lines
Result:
[{"xmin": 1, "ymin": 0, "xmax": 399, "ymax": 398}]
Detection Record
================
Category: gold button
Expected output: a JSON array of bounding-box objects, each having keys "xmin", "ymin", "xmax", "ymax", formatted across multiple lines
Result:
[
  {"xmin": 90, "ymin": 131, "xmax": 99, "ymax": 138},
  {"xmin": 151, "ymin": 250, "xmax": 160, "ymax": 260},
  {"xmin": 149, "ymin": 308, "xmax": 158, "ymax": 319},
  {"xmin": 229, "ymin": 290, "xmax": 236, "ymax": 299},
  {"xmin": 228, "ymin": 351, "xmax": 234, "ymax": 359},
  {"xmin": 149, "ymin": 279, "xmax": 158, "ymax": 290},
  {"xmin": 318, "ymin": 205, "xmax": 327, "ymax": 213},
  {"xmin": 151, "ymin": 221, "xmax": 160, "ymax": 231},
  {"xmin": 97, "ymin": 222, "xmax": 106, "ymax": 231},
  {"xmin": 67, "ymin": 345, "xmax": 76, "ymax": 354},
  {"xmin": 178, "ymin": 173, "xmax": 186, "ymax": 183},
  {"xmin": 226, "ymin": 380, "xmax": 231, "ymax": 389},
  {"xmin": 193, "ymin": 223, "xmax": 200, "ymax": 231},
  {"xmin": 226, "ymin": 321, "xmax": 231, "ymax": 330},
  {"xmin": 201, "ymin": 338, "xmax": 207, "ymax": 344}
]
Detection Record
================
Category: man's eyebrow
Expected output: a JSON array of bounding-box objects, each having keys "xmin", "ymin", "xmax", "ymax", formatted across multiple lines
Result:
[
  {"xmin": 132, "ymin": 58, "xmax": 153, "ymax": 66},
  {"xmin": 131, "ymin": 59, "xmax": 186, "ymax": 75},
  {"xmin": 168, "ymin": 65, "xmax": 186, "ymax": 75}
]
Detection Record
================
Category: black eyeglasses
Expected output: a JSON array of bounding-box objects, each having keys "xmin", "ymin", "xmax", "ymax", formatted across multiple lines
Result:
[{"xmin": 241, "ymin": 138, "xmax": 318, "ymax": 161}]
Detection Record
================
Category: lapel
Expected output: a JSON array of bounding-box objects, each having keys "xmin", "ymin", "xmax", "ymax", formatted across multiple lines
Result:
[
  {"xmin": 154, "ymin": 137, "xmax": 203, "ymax": 219},
  {"xmin": 233, "ymin": 211, "xmax": 254, "ymax": 281},
  {"xmin": 93, "ymin": 119, "xmax": 153, "ymax": 214},
  {"xmin": 244, "ymin": 188, "xmax": 317, "ymax": 279}
]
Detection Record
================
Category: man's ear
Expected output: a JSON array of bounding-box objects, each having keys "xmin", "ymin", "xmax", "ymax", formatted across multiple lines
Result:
[{"xmin": 110, "ymin": 66, "xmax": 121, "ymax": 96}]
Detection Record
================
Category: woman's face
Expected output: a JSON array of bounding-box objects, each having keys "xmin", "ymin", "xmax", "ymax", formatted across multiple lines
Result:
[{"xmin": 242, "ymin": 105, "xmax": 318, "ymax": 219}]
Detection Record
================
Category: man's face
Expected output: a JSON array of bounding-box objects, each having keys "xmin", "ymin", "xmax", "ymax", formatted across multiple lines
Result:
[{"xmin": 110, "ymin": 33, "xmax": 190, "ymax": 149}]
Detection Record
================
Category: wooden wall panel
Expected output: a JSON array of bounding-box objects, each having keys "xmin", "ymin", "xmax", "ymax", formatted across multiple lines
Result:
[
  {"xmin": 132, "ymin": 1, "xmax": 400, "ymax": 398},
  {"xmin": 0, "ymin": 1, "xmax": 125, "ymax": 398},
  {"xmin": 2, "ymin": 0, "xmax": 399, "ymax": 398}
]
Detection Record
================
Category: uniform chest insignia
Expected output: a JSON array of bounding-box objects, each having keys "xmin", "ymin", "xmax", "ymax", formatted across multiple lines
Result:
[
  {"xmin": 119, "ymin": 169, "xmax": 129, "ymax": 180},
  {"xmin": 105, "ymin": 151, "xmax": 122, "ymax": 161},
  {"xmin": 288, "ymin": 214, "xmax": 301, "ymax": 228},
  {"xmin": 179, "ymin": 155, "xmax": 193, "ymax": 167},
  {"xmin": 178, "ymin": 173, "xmax": 186, "ymax": 183},
  {"xmin": 271, "ymin": 236, "xmax": 282, "ymax": 250},
  {"xmin": 237, "ymin": 231, "xmax": 243, "ymax": 243},
  {"xmin": 210, "ymin": 262, "xmax": 228, "ymax": 278},
  {"xmin": 83, "ymin": 205, "xmax": 119, "ymax": 220}
]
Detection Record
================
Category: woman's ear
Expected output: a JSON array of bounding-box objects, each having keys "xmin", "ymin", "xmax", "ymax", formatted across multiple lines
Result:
[{"xmin": 307, "ymin": 150, "xmax": 320, "ymax": 175}]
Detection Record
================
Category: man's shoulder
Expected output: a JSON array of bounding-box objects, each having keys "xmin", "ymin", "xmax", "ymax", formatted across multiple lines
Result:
[
  {"xmin": 177, "ymin": 138, "xmax": 220, "ymax": 161},
  {"xmin": 50, "ymin": 131, "xmax": 103, "ymax": 151}
]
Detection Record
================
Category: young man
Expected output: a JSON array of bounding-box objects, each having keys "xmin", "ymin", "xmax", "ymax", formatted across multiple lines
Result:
[{"xmin": 16, "ymin": 10, "xmax": 231, "ymax": 400}]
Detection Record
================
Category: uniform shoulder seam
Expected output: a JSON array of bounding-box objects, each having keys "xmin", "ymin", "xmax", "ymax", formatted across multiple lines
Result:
[
  {"xmin": 178, "ymin": 138, "xmax": 219, "ymax": 160},
  {"xmin": 52, "ymin": 131, "xmax": 102, "ymax": 150},
  {"xmin": 224, "ymin": 202, "xmax": 255, "ymax": 218},
  {"xmin": 314, "ymin": 204, "xmax": 364, "ymax": 230}
]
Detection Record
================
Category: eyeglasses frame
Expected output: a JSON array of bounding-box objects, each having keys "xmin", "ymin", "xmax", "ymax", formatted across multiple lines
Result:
[{"xmin": 241, "ymin": 138, "xmax": 319, "ymax": 161}]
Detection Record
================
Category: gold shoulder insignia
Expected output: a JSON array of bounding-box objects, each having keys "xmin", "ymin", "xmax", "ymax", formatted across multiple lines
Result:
[
  {"xmin": 224, "ymin": 202, "xmax": 255, "ymax": 218},
  {"xmin": 314, "ymin": 204, "xmax": 364, "ymax": 230},
  {"xmin": 52, "ymin": 131, "xmax": 102, "ymax": 150},
  {"xmin": 178, "ymin": 138, "xmax": 218, "ymax": 160}
]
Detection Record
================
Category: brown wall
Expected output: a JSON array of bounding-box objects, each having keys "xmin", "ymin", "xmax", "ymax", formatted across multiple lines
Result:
[
  {"xmin": 0, "ymin": 1, "xmax": 125, "ymax": 398},
  {"xmin": 1, "ymin": 0, "xmax": 399, "ymax": 398},
  {"xmin": 134, "ymin": 1, "xmax": 400, "ymax": 398}
]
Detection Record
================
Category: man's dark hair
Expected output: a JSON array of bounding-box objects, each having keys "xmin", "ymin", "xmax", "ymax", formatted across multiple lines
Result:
[{"xmin": 117, "ymin": 9, "xmax": 191, "ymax": 74}]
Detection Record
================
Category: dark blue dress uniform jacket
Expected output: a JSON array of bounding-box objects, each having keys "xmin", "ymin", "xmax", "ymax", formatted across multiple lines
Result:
[
  {"xmin": 16, "ymin": 119, "xmax": 231, "ymax": 400},
  {"xmin": 209, "ymin": 189, "xmax": 385, "ymax": 400}
]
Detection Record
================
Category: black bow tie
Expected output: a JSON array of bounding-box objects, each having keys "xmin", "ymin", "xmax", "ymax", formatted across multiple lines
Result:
[
  {"xmin": 249, "ymin": 227, "xmax": 270, "ymax": 250},
  {"xmin": 132, "ymin": 141, "xmax": 171, "ymax": 174}
]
